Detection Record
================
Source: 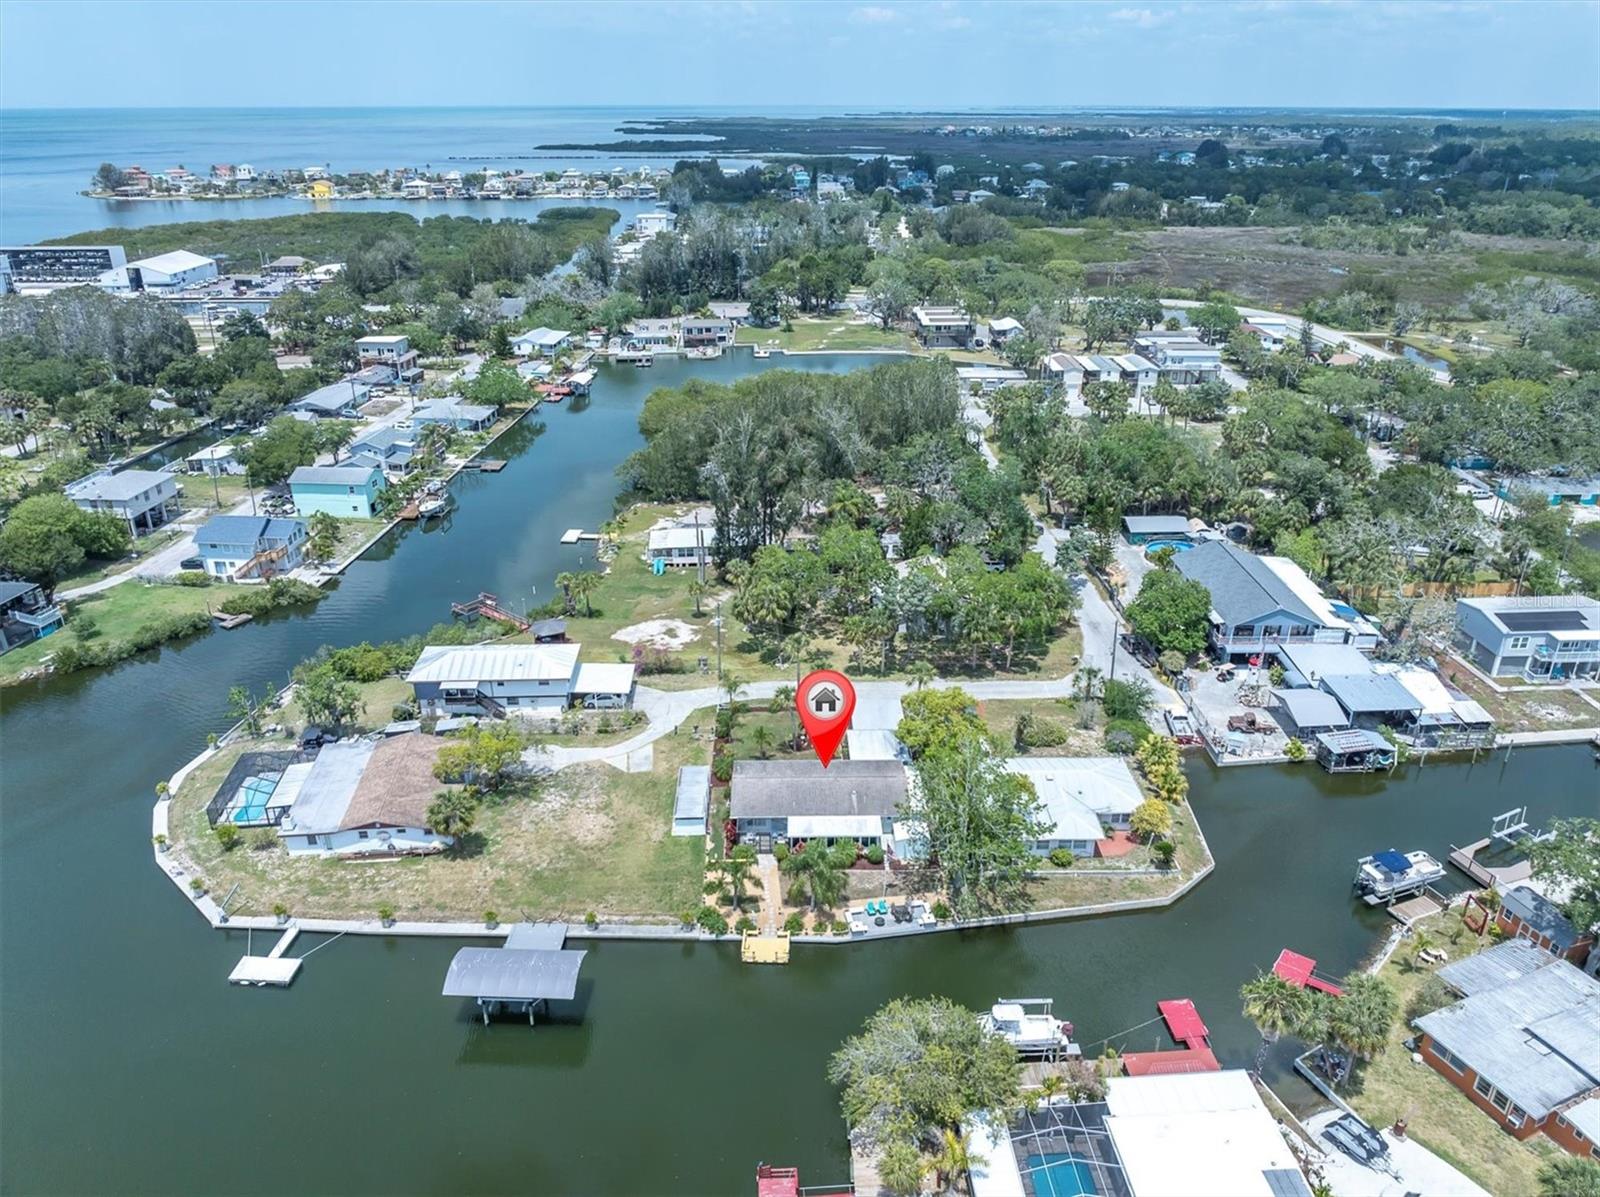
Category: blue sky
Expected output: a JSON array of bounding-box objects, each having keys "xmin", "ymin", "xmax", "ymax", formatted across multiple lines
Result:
[{"xmin": 3, "ymin": 0, "xmax": 1597, "ymax": 111}]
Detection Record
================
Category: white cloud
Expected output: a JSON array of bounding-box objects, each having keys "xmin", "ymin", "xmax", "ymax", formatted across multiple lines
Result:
[
  {"xmin": 850, "ymin": 5, "xmax": 901, "ymax": 23},
  {"xmin": 1108, "ymin": 6, "xmax": 1172, "ymax": 27}
]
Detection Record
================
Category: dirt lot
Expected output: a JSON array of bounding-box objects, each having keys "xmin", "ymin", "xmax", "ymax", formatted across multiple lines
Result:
[
  {"xmin": 1082, "ymin": 226, "xmax": 1582, "ymax": 308},
  {"xmin": 1443, "ymin": 666, "xmax": 1600, "ymax": 731}
]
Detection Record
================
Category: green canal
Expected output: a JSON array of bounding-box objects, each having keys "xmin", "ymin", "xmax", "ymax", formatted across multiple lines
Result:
[{"xmin": 1, "ymin": 353, "xmax": 1596, "ymax": 1195}]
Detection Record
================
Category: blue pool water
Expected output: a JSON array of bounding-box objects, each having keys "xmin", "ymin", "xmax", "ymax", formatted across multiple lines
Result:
[
  {"xmin": 231, "ymin": 776, "xmax": 278, "ymax": 824},
  {"xmin": 1025, "ymin": 1153, "xmax": 1099, "ymax": 1197},
  {"xmin": 1142, "ymin": 540, "xmax": 1194, "ymax": 556}
]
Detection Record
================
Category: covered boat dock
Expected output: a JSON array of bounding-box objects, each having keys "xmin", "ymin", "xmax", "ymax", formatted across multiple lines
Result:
[
  {"xmin": 1314, "ymin": 728, "xmax": 1397, "ymax": 773},
  {"xmin": 441, "ymin": 922, "xmax": 587, "ymax": 1025}
]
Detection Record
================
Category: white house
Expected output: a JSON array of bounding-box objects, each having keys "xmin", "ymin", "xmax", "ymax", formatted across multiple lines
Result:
[
  {"xmin": 411, "ymin": 398, "xmax": 495, "ymax": 431},
  {"xmin": 1005, "ymin": 757, "xmax": 1141, "ymax": 857},
  {"xmin": 184, "ymin": 443, "xmax": 245, "ymax": 476},
  {"xmin": 129, "ymin": 249, "xmax": 218, "ymax": 290},
  {"xmin": 510, "ymin": 327, "xmax": 572, "ymax": 357},
  {"xmin": 634, "ymin": 211, "xmax": 675, "ymax": 239},
  {"xmin": 64, "ymin": 469, "xmax": 179, "ymax": 535},
  {"xmin": 986, "ymin": 316, "xmax": 1024, "ymax": 343},
  {"xmin": 406, "ymin": 642, "xmax": 583, "ymax": 716},
  {"xmin": 193, "ymin": 514, "xmax": 307, "ymax": 581},
  {"xmin": 278, "ymin": 735, "xmax": 455, "ymax": 857},
  {"xmin": 624, "ymin": 318, "xmax": 680, "ymax": 350},
  {"xmin": 354, "ymin": 334, "xmax": 421, "ymax": 381},
  {"xmin": 648, "ymin": 524, "xmax": 716, "ymax": 568}
]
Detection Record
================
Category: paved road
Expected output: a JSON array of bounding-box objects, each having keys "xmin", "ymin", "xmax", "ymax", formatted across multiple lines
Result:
[{"xmin": 1162, "ymin": 298, "xmax": 1397, "ymax": 365}]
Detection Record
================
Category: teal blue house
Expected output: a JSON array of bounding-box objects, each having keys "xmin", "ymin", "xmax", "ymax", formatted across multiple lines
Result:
[{"xmin": 289, "ymin": 464, "xmax": 387, "ymax": 519}]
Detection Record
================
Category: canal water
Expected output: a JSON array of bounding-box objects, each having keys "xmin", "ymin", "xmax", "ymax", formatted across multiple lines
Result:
[{"xmin": 2, "ymin": 352, "xmax": 1596, "ymax": 1194}]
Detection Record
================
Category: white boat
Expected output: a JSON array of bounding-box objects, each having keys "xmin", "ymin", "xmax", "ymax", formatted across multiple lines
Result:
[
  {"xmin": 417, "ymin": 495, "xmax": 450, "ymax": 519},
  {"xmin": 1353, "ymin": 849, "xmax": 1446, "ymax": 904},
  {"xmin": 978, "ymin": 998, "xmax": 1080, "ymax": 1057},
  {"xmin": 752, "ymin": 347, "xmax": 771, "ymax": 359}
]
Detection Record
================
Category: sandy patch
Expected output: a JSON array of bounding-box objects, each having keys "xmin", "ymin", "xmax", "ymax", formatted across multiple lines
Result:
[{"xmin": 613, "ymin": 618, "xmax": 700, "ymax": 650}]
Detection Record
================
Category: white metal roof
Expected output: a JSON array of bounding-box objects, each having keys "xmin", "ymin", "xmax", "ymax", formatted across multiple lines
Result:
[
  {"xmin": 65, "ymin": 468, "xmax": 172, "ymax": 502},
  {"xmin": 787, "ymin": 815, "xmax": 886, "ymax": 839},
  {"xmin": 407, "ymin": 643, "xmax": 580, "ymax": 686},
  {"xmin": 1105, "ymin": 1071, "xmax": 1309, "ymax": 1197},
  {"xmin": 648, "ymin": 526, "xmax": 714, "ymax": 551},
  {"xmin": 281, "ymin": 740, "xmax": 374, "ymax": 835},
  {"xmin": 1005, "ymin": 757, "xmax": 1142, "ymax": 843},
  {"xmin": 131, "ymin": 249, "xmax": 215, "ymax": 274},
  {"xmin": 572, "ymin": 662, "xmax": 635, "ymax": 695}
]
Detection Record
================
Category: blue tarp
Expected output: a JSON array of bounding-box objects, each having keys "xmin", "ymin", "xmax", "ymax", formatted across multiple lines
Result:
[{"xmin": 1373, "ymin": 849, "xmax": 1410, "ymax": 873}]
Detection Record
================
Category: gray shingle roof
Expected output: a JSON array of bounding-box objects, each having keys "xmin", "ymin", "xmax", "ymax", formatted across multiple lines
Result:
[
  {"xmin": 1415, "ymin": 958, "xmax": 1600, "ymax": 1120},
  {"xmin": 290, "ymin": 465, "xmax": 380, "ymax": 487},
  {"xmin": 1174, "ymin": 541, "xmax": 1322, "ymax": 628},
  {"xmin": 1501, "ymin": 885, "xmax": 1586, "ymax": 952},
  {"xmin": 729, "ymin": 759, "xmax": 906, "ymax": 820}
]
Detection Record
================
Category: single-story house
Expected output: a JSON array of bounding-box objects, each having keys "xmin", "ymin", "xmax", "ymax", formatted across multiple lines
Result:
[
  {"xmin": 346, "ymin": 364, "xmax": 400, "ymax": 389},
  {"xmin": 1123, "ymin": 515, "xmax": 1192, "ymax": 545},
  {"xmin": 278, "ymin": 734, "xmax": 455, "ymax": 856},
  {"xmin": 910, "ymin": 305, "xmax": 974, "ymax": 350},
  {"xmin": 287, "ymin": 380, "xmax": 366, "ymax": 419},
  {"xmin": 1004, "ymin": 757, "xmax": 1140, "ymax": 857},
  {"xmin": 406, "ymin": 642, "xmax": 582, "ymax": 716},
  {"xmin": 412, "ymin": 399, "xmax": 495, "ymax": 432},
  {"xmin": 570, "ymin": 662, "xmax": 636, "ymax": 709},
  {"xmin": 672, "ymin": 766, "xmax": 711, "ymax": 838},
  {"xmin": 1454, "ymin": 596, "xmax": 1600, "ymax": 682},
  {"xmin": 1270, "ymin": 687, "xmax": 1349, "ymax": 736},
  {"xmin": 1495, "ymin": 474, "xmax": 1600, "ymax": 507},
  {"xmin": 648, "ymin": 525, "xmax": 715, "ymax": 568},
  {"xmin": 64, "ymin": 468, "xmax": 179, "ymax": 536},
  {"xmin": 511, "ymin": 327, "xmax": 572, "ymax": 357},
  {"xmin": 193, "ymin": 514, "xmax": 308, "ymax": 581},
  {"xmin": 516, "ymin": 359, "xmax": 553, "ymax": 382},
  {"xmin": 185, "ymin": 443, "xmax": 245, "ymax": 476},
  {"xmin": 1497, "ymin": 885, "xmax": 1596, "ymax": 967},
  {"xmin": 1415, "ymin": 944, "xmax": 1600, "ymax": 1156},
  {"xmin": 708, "ymin": 301, "xmax": 751, "ymax": 324},
  {"xmin": 1384, "ymin": 663, "xmax": 1496, "ymax": 748},
  {"xmin": 1316, "ymin": 670, "xmax": 1423, "ymax": 728},
  {"xmin": 0, "ymin": 580, "xmax": 63, "ymax": 654},
  {"xmin": 288, "ymin": 464, "xmax": 387, "ymax": 519},
  {"xmin": 728, "ymin": 759, "xmax": 907, "ymax": 848},
  {"xmin": 985, "ymin": 316, "xmax": 1024, "ymax": 343},
  {"xmin": 955, "ymin": 365, "xmax": 1027, "ymax": 394},
  {"xmin": 1174, "ymin": 541, "xmax": 1378, "ymax": 660}
]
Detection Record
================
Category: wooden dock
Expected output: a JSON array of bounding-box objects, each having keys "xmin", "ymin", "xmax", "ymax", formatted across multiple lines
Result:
[
  {"xmin": 1388, "ymin": 891, "xmax": 1446, "ymax": 926},
  {"xmin": 461, "ymin": 459, "xmax": 506, "ymax": 472},
  {"xmin": 213, "ymin": 612, "xmax": 253, "ymax": 630},
  {"xmin": 740, "ymin": 930, "xmax": 790, "ymax": 964},
  {"xmin": 1448, "ymin": 838, "xmax": 1533, "ymax": 889},
  {"xmin": 450, "ymin": 592, "xmax": 531, "ymax": 632},
  {"xmin": 560, "ymin": 528, "xmax": 601, "ymax": 544}
]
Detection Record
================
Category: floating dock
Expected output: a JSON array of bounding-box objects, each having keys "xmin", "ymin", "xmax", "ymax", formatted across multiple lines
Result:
[
  {"xmin": 1119, "ymin": 997, "xmax": 1221, "ymax": 1076},
  {"xmin": 229, "ymin": 926, "xmax": 302, "ymax": 986},
  {"xmin": 213, "ymin": 612, "xmax": 253, "ymax": 630},
  {"xmin": 1272, "ymin": 948, "xmax": 1344, "ymax": 995},
  {"xmin": 740, "ymin": 930, "xmax": 791, "ymax": 964},
  {"xmin": 460, "ymin": 459, "xmax": 506, "ymax": 472},
  {"xmin": 559, "ymin": 529, "xmax": 601, "ymax": 544}
]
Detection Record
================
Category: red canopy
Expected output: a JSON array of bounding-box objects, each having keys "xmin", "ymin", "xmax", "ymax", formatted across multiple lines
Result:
[
  {"xmin": 1273, "ymin": 948, "xmax": 1344, "ymax": 995},
  {"xmin": 1157, "ymin": 998, "xmax": 1211, "ymax": 1048}
]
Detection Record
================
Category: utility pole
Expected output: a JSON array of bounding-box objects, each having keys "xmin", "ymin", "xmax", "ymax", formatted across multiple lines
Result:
[
  {"xmin": 715, "ymin": 600, "xmax": 724, "ymax": 680},
  {"xmin": 694, "ymin": 510, "xmax": 705, "ymax": 586}
]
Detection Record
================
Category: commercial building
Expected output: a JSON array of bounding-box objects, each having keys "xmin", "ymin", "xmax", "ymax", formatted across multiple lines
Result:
[
  {"xmin": 64, "ymin": 469, "xmax": 179, "ymax": 536},
  {"xmin": 193, "ymin": 515, "xmax": 308, "ymax": 581},
  {"xmin": 288, "ymin": 464, "xmax": 387, "ymax": 519},
  {"xmin": 728, "ymin": 759, "xmax": 907, "ymax": 849},
  {"xmin": 1415, "ymin": 942, "xmax": 1600, "ymax": 1158},
  {"xmin": 128, "ymin": 250, "xmax": 219, "ymax": 290},
  {"xmin": 1453, "ymin": 595, "xmax": 1600, "ymax": 682},
  {"xmin": 0, "ymin": 244, "xmax": 130, "ymax": 293}
]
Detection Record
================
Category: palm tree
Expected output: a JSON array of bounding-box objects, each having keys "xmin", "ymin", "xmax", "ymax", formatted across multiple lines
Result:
[
  {"xmin": 1037, "ymin": 1073, "xmax": 1066, "ymax": 1105},
  {"xmin": 1328, "ymin": 974, "xmax": 1397, "ymax": 1065},
  {"xmin": 725, "ymin": 850, "xmax": 753, "ymax": 911},
  {"xmin": 554, "ymin": 571, "xmax": 576, "ymax": 615},
  {"xmin": 928, "ymin": 1126, "xmax": 984, "ymax": 1196},
  {"xmin": 774, "ymin": 684, "xmax": 796, "ymax": 744},
  {"xmin": 750, "ymin": 725, "xmax": 774, "ymax": 759},
  {"xmin": 425, "ymin": 789, "xmax": 478, "ymax": 840},
  {"xmin": 721, "ymin": 671, "xmax": 745, "ymax": 710},
  {"xmin": 688, "ymin": 578, "xmax": 708, "ymax": 618},
  {"xmin": 782, "ymin": 845, "xmax": 846, "ymax": 911},
  {"xmin": 907, "ymin": 659, "xmax": 936, "ymax": 691},
  {"xmin": 780, "ymin": 632, "xmax": 811, "ymax": 686},
  {"xmin": 1073, "ymin": 664, "xmax": 1103, "ymax": 704},
  {"xmin": 1239, "ymin": 972, "xmax": 1305, "ymax": 1076},
  {"xmin": 569, "ymin": 570, "xmax": 600, "ymax": 617}
]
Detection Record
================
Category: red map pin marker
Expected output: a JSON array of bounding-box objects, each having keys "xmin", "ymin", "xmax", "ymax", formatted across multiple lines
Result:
[{"xmin": 797, "ymin": 669, "xmax": 856, "ymax": 769}]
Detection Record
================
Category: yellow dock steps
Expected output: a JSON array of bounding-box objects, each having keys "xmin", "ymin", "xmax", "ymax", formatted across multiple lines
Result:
[{"xmin": 740, "ymin": 930, "xmax": 791, "ymax": 964}]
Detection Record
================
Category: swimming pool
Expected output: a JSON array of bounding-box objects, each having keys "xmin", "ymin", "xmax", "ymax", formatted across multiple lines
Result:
[
  {"xmin": 1141, "ymin": 540, "xmax": 1194, "ymax": 557},
  {"xmin": 231, "ymin": 775, "xmax": 279, "ymax": 824},
  {"xmin": 1024, "ymin": 1153, "xmax": 1098, "ymax": 1197}
]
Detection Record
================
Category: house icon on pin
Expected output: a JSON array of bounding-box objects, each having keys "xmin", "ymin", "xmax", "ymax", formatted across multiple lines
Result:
[{"xmin": 809, "ymin": 685, "xmax": 841, "ymax": 715}]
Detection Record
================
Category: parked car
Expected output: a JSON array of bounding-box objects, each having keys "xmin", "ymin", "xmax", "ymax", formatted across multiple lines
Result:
[
  {"xmin": 179, "ymin": 556, "xmax": 204, "ymax": 571},
  {"xmin": 582, "ymin": 694, "xmax": 627, "ymax": 710}
]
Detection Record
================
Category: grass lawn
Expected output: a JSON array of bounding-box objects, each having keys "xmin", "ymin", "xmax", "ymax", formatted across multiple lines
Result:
[
  {"xmin": 736, "ymin": 320, "xmax": 913, "ymax": 353},
  {"xmin": 1023, "ymin": 800, "xmax": 1208, "ymax": 910},
  {"xmin": 1343, "ymin": 910, "xmax": 1564, "ymax": 1194},
  {"xmin": 1443, "ymin": 666, "xmax": 1599, "ymax": 731},
  {"xmin": 0, "ymin": 580, "xmax": 218, "ymax": 684},
  {"xmin": 53, "ymin": 526, "xmax": 189, "ymax": 591},
  {"xmin": 977, "ymin": 695, "xmax": 1107, "ymax": 757},
  {"xmin": 325, "ymin": 516, "xmax": 388, "ymax": 563},
  {"xmin": 169, "ymin": 721, "xmax": 707, "ymax": 922},
  {"xmin": 525, "ymin": 503, "xmax": 1085, "ymax": 691}
]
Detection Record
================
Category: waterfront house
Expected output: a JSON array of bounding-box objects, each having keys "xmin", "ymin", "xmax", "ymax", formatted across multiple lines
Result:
[
  {"xmin": 278, "ymin": 734, "xmax": 455, "ymax": 857},
  {"xmin": 708, "ymin": 301, "xmax": 751, "ymax": 324},
  {"xmin": 510, "ymin": 327, "xmax": 572, "ymax": 358},
  {"xmin": 1496, "ymin": 885, "xmax": 1596, "ymax": 967},
  {"xmin": 287, "ymin": 380, "xmax": 366, "ymax": 419},
  {"xmin": 647, "ymin": 524, "xmax": 715, "ymax": 568},
  {"xmin": 0, "ymin": 580, "xmax": 63, "ymax": 654},
  {"xmin": 681, "ymin": 317, "xmax": 735, "ymax": 349},
  {"xmin": 184, "ymin": 443, "xmax": 245, "ymax": 477},
  {"xmin": 1174, "ymin": 540, "xmax": 1378, "ymax": 659},
  {"xmin": 1454, "ymin": 595, "xmax": 1600, "ymax": 681},
  {"xmin": 624, "ymin": 318, "xmax": 679, "ymax": 350},
  {"xmin": 64, "ymin": 468, "xmax": 179, "ymax": 536},
  {"xmin": 346, "ymin": 426, "xmax": 426, "ymax": 479},
  {"xmin": 1004, "ymin": 756, "xmax": 1140, "ymax": 857},
  {"xmin": 728, "ymin": 759, "xmax": 907, "ymax": 850},
  {"xmin": 354, "ymin": 334, "xmax": 421, "ymax": 382},
  {"xmin": 128, "ymin": 249, "xmax": 218, "ymax": 290},
  {"xmin": 634, "ymin": 210, "xmax": 675, "ymax": 238},
  {"xmin": 411, "ymin": 398, "xmax": 495, "ymax": 432},
  {"xmin": 406, "ymin": 642, "xmax": 583, "ymax": 716},
  {"xmin": 910, "ymin": 305, "xmax": 974, "ymax": 349},
  {"xmin": 288, "ymin": 464, "xmax": 386, "ymax": 519},
  {"xmin": 1414, "ymin": 944, "xmax": 1600, "ymax": 1158},
  {"xmin": 1122, "ymin": 515, "xmax": 1192, "ymax": 545},
  {"xmin": 1131, "ymin": 333, "xmax": 1223, "ymax": 385},
  {"xmin": 193, "ymin": 514, "xmax": 308, "ymax": 581},
  {"xmin": 1495, "ymin": 474, "xmax": 1600, "ymax": 507}
]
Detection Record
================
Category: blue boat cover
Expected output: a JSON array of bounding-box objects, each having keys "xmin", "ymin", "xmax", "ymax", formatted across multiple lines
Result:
[{"xmin": 1374, "ymin": 849, "xmax": 1410, "ymax": 872}]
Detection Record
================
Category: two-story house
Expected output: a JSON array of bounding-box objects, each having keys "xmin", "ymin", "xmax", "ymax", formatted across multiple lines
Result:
[
  {"xmin": 406, "ymin": 642, "xmax": 583, "ymax": 716},
  {"xmin": 346, "ymin": 426, "xmax": 427, "ymax": 479},
  {"xmin": 910, "ymin": 306, "xmax": 974, "ymax": 349},
  {"xmin": 64, "ymin": 469, "xmax": 179, "ymax": 536},
  {"xmin": 0, "ymin": 580, "xmax": 64, "ymax": 654},
  {"xmin": 288, "ymin": 464, "xmax": 387, "ymax": 519},
  {"xmin": 1454, "ymin": 596, "xmax": 1600, "ymax": 682},
  {"xmin": 354, "ymin": 335, "xmax": 421, "ymax": 383},
  {"xmin": 680, "ymin": 317, "xmax": 735, "ymax": 349},
  {"xmin": 193, "ymin": 514, "xmax": 308, "ymax": 581},
  {"xmin": 1132, "ymin": 332, "xmax": 1223, "ymax": 385}
]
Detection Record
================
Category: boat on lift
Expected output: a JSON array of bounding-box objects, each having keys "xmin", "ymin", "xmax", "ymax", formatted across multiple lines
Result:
[
  {"xmin": 417, "ymin": 494, "xmax": 450, "ymax": 520},
  {"xmin": 1353, "ymin": 848, "xmax": 1445, "ymax": 905},
  {"xmin": 978, "ymin": 998, "xmax": 1080, "ymax": 1057}
]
